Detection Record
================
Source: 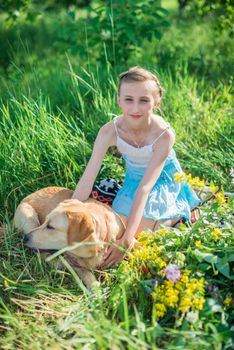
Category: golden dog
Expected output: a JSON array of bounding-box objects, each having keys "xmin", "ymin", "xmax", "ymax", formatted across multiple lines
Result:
[{"xmin": 14, "ymin": 187, "xmax": 125, "ymax": 288}]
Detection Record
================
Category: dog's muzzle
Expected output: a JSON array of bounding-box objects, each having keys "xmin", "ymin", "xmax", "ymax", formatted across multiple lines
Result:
[{"xmin": 23, "ymin": 233, "xmax": 31, "ymax": 244}]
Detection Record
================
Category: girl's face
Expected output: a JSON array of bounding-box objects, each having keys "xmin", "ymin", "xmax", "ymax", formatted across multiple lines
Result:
[{"xmin": 118, "ymin": 80, "xmax": 159, "ymax": 123}]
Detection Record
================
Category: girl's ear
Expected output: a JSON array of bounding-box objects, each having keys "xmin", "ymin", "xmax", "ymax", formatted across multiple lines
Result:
[{"xmin": 154, "ymin": 95, "xmax": 161, "ymax": 109}]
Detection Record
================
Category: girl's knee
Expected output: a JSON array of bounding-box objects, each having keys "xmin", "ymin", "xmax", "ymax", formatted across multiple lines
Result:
[
  {"xmin": 153, "ymin": 217, "xmax": 180, "ymax": 231},
  {"xmin": 136, "ymin": 217, "xmax": 155, "ymax": 234}
]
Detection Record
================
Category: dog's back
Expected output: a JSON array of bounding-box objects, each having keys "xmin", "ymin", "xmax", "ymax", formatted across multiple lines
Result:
[{"xmin": 14, "ymin": 187, "xmax": 73, "ymax": 232}]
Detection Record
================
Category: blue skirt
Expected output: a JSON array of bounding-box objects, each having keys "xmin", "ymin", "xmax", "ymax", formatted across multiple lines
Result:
[{"xmin": 112, "ymin": 150, "xmax": 201, "ymax": 221}]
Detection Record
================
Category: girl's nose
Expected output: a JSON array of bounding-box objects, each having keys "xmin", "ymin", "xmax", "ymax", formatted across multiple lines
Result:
[{"xmin": 132, "ymin": 102, "xmax": 140, "ymax": 112}]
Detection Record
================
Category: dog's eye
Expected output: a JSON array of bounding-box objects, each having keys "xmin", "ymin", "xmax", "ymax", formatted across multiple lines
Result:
[{"xmin": 46, "ymin": 224, "xmax": 54, "ymax": 230}]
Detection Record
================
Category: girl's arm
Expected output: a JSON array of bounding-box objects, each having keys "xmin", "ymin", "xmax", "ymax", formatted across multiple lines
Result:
[
  {"xmin": 72, "ymin": 122, "xmax": 115, "ymax": 201},
  {"xmin": 122, "ymin": 128, "xmax": 175, "ymax": 246},
  {"xmin": 99, "ymin": 128, "xmax": 175, "ymax": 269}
]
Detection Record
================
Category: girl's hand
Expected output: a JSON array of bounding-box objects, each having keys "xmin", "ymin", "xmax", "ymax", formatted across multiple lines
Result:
[{"xmin": 99, "ymin": 237, "xmax": 136, "ymax": 269}]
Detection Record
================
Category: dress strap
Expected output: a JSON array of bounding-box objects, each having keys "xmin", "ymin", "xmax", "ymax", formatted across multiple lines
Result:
[
  {"xmin": 151, "ymin": 125, "xmax": 170, "ymax": 146},
  {"xmin": 113, "ymin": 116, "xmax": 119, "ymax": 137}
]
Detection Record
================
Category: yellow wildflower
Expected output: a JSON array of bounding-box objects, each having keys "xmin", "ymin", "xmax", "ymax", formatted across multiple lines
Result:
[
  {"xmin": 122, "ymin": 262, "xmax": 130, "ymax": 271},
  {"xmin": 187, "ymin": 176, "xmax": 197, "ymax": 189},
  {"xmin": 179, "ymin": 297, "xmax": 192, "ymax": 313},
  {"xmin": 194, "ymin": 277, "xmax": 205, "ymax": 290},
  {"xmin": 214, "ymin": 191, "xmax": 226, "ymax": 204},
  {"xmin": 174, "ymin": 281, "xmax": 183, "ymax": 291},
  {"xmin": 193, "ymin": 297, "xmax": 205, "ymax": 311},
  {"xmin": 178, "ymin": 173, "xmax": 206, "ymax": 190},
  {"xmin": 164, "ymin": 289, "xmax": 179, "ymax": 307},
  {"xmin": 184, "ymin": 269, "xmax": 192, "ymax": 276},
  {"xmin": 158, "ymin": 228, "xmax": 167, "ymax": 236},
  {"xmin": 174, "ymin": 172, "xmax": 186, "ymax": 183},
  {"xmin": 209, "ymin": 182, "xmax": 219, "ymax": 194},
  {"xmin": 181, "ymin": 274, "xmax": 189, "ymax": 284},
  {"xmin": 186, "ymin": 173, "xmax": 192, "ymax": 182},
  {"xmin": 195, "ymin": 240, "xmax": 202, "ymax": 248},
  {"xmin": 189, "ymin": 278, "xmax": 200, "ymax": 291},
  {"xmin": 4, "ymin": 280, "xmax": 9, "ymax": 288},
  {"xmin": 152, "ymin": 271, "xmax": 205, "ymax": 319},
  {"xmin": 195, "ymin": 179, "xmax": 206, "ymax": 189},
  {"xmin": 211, "ymin": 228, "xmax": 222, "ymax": 241},
  {"xmin": 157, "ymin": 257, "xmax": 167, "ymax": 269},
  {"xmin": 224, "ymin": 296, "xmax": 233, "ymax": 308},
  {"xmin": 157, "ymin": 269, "xmax": 165, "ymax": 277},
  {"xmin": 154, "ymin": 303, "xmax": 167, "ymax": 318},
  {"xmin": 164, "ymin": 280, "xmax": 175, "ymax": 288}
]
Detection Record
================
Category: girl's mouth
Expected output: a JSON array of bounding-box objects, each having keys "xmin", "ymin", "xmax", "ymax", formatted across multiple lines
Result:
[{"xmin": 130, "ymin": 114, "xmax": 142, "ymax": 119}]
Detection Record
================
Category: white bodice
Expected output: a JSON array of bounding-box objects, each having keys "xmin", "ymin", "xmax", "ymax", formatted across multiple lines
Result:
[
  {"xmin": 113, "ymin": 116, "xmax": 170, "ymax": 168},
  {"xmin": 116, "ymin": 136, "xmax": 154, "ymax": 167}
]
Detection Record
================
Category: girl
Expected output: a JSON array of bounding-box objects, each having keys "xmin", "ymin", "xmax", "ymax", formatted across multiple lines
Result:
[{"xmin": 72, "ymin": 66, "xmax": 200, "ymax": 268}]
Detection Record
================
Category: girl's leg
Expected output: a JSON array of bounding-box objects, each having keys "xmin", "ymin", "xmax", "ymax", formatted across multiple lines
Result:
[
  {"xmin": 153, "ymin": 218, "xmax": 179, "ymax": 231},
  {"xmin": 117, "ymin": 214, "xmax": 179, "ymax": 236}
]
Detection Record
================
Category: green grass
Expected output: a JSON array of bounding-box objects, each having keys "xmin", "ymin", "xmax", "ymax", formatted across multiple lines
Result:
[
  {"xmin": 0, "ymin": 1, "xmax": 234, "ymax": 349},
  {"xmin": 1, "ymin": 62, "xmax": 233, "ymax": 220}
]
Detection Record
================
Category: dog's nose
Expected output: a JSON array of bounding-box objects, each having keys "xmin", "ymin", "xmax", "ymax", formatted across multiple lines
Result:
[{"xmin": 23, "ymin": 233, "xmax": 30, "ymax": 243}]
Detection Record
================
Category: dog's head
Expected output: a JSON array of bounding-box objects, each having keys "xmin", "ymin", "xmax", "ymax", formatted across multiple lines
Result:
[{"xmin": 23, "ymin": 199, "xmax": 103, "ymax": 258}]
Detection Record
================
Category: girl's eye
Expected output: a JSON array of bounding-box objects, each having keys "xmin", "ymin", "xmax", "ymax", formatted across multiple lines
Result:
[
  {"xmin": 140, "ymin": 100, "xmax": 148, "ymax": 103},
  {"xmin": 125, "ymin": 98, "xmax": 133, "ymax": 101}
]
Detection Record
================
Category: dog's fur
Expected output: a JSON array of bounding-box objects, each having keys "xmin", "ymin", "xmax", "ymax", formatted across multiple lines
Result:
[{"xmin": 13, "ymin": 187, "xmax": 125, "ymax": 288}]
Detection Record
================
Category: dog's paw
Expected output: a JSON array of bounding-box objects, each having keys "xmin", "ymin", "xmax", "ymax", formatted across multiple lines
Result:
[{"xmin": 90, "ymin": 280, "xmax": 100, "ymax": 289}]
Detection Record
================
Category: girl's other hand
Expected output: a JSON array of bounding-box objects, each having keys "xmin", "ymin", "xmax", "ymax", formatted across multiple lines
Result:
[{"xmin": 99, "ymin": 237, "xmax": 136, "ymax": 269}]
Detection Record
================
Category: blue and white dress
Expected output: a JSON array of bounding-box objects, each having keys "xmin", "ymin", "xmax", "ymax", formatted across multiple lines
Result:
[{"xmin": 111, "ymin": 116, "xmax": 201, "ymax": 221}]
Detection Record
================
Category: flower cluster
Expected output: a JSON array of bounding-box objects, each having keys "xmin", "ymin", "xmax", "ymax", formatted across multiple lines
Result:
[
  {"xmin": 174, "ymin": 172, "xmax": 205, "ymax": 189},
  {"xmin": 213, "ymin": 191, "xmax": 226, "ymax": 204},
  {"xmin": 122, "ymin": 230, "xmax": 171, "ymax": 278},
  {"xmin": 173, "ymin": 173, "xmax": 228, "ymax": 203},
  {"xmin": 152, "ymin": 269, "xmax": 206, "ymax": 319},
  {"xmin": 125, "ymin": 244, "xmax": 167, "ymax": 278},
  {"xmin": 210, "ymin": 227, "xmax": 222, "ymax": 241},
  {"xmin": 118, "ymin": 215, "xmax": 233, "ymax": 329}
]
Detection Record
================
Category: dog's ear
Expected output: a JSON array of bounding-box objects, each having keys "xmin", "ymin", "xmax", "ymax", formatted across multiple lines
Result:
[
  {"xmin": 66, "ymin": 211, "xmax": 95, "ymax": 244},
  {"xmin": 66, "ymin": 211, "xmax": 100, "ymax": 258}
]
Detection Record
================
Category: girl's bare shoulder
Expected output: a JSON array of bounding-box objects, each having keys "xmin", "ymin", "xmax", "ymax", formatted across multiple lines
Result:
[
  {"xmin": 153, "ymin": 114, "xmax": 168, "ymax": 128},
  {"xmin": 99, "ymin": 119, "xmax": 118, "ymax": 146},
  {"xmin": 152, "ymin": 114, "xmax": 175, "ymax": 145},
  {"xmin": 153, "ymin": 115, "xmax": 175, "ymax": 133}
]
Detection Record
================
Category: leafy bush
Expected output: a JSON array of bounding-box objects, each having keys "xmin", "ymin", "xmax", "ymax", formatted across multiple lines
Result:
[
  {"xmin": 181, "ymin": 0, "xmax": 234, "ymax": 33},
  {"xmin": 85, "ymin": 0, "xmax": 170, "ymax": 64},
  {"xmin": 0, "ymin": 0, "xmax": 91, "ymax": 21},
  {"xmin": 0, "ymin": 0, "xmax": 169, "ymax": 72}
]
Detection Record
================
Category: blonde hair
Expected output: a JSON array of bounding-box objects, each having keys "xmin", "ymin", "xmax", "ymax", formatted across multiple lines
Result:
[{"xmin": 118, "ymin": 66, "xmax": 164, "ymax": 105}]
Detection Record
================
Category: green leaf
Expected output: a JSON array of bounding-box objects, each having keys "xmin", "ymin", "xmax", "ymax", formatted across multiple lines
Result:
[
  {"xmin": 199, "ymin": 262, "xmax": 211, "ymax": 271},
  {"xmin": 194, "ymin": 249, "xmax": 218, "ymax": 263},
  {"xmin": 215, "ymin": 257, "xmax": 230, "ymax": 278},
  {"xmin": 227, "ymin": 253, "xmax": 234, "ymax": 262}
]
